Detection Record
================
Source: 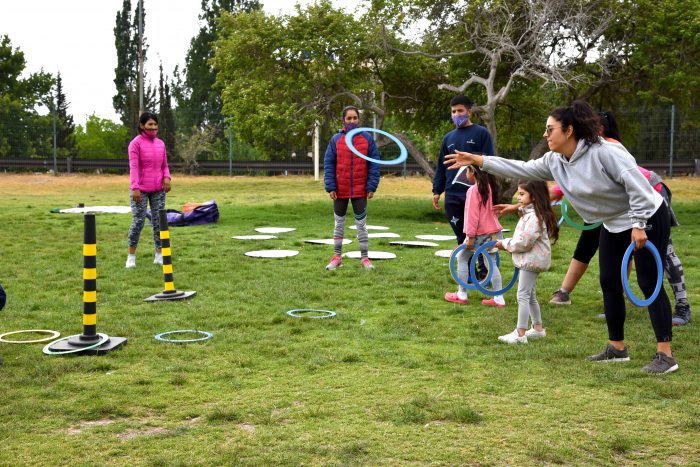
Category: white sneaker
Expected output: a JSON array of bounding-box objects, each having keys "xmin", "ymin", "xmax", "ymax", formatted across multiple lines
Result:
[
  {"xmin": 153, "ymin": 253, "xmax": 163, "ymax": 265},
  {"xmin": 525, "ymin": 328, "xmax": 547, "ymax": 339},
  {"xmin": 125, "ymin": 255, "xmax": 136, "ymax": 268},
  {"xmin": 498, "ymin": 329, "xmax": 528, "ymax": 344}
]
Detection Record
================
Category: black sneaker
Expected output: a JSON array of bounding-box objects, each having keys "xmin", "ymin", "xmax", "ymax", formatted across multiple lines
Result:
[
  {"xmin": 641, "ymin": 352, "xmax": 678, "ymax": 374},
  {"xmin": 549, "ymin": 289, "xmax": 571, "ymax": 305},
  {"xmin": 672, "ymin": 304, "xmax": 691, "ymax": 326},
  {"xmin": 587, "ymin": 344, "xmax": 630, "ymax": 362}
]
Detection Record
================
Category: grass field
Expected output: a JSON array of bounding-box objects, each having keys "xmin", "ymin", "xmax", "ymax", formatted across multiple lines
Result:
[{"xmin": 1, "ymin": 173, "xmax": 699, "ymax": 465}]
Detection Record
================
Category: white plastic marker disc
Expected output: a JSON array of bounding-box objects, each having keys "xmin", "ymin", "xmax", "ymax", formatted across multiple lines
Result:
[
  {"xmin": 232, "ymin": 235, "xmax": 277, "ymax": 240},
  {"xmin": 349, "ymin": 225, "xmax": 389, "ymax": 230},
  {"xmin": 367, "ymin": 232, "xmax": 400, "ymax": 238},
  {"xmin": 389, "ymin": 241, "xmax": 439, "ymax": 247},
  {"xmin": 415, "ymin": 234, "xmax": 456, "ymax": 241},
  {"xmin": 343, "ymin": 251, "xmax": 396, "ymax": 260},
  {"xmin": 245, "ymin": 250, "xmax": 299, "ymax": 258},
  {"xmin": 304, "ymin": 239, "xmax": 352, "ymax": 245},
  {"xmin": 434, "ymin": 249, "xmax": 453, "ymax": 258},
  {"xmin": 59, "ymin": 206, "xmax": 131, "ymax": 214},
  {"xmin": 255, "ymin": 227, "xmax": 296, "ymax": 234}
]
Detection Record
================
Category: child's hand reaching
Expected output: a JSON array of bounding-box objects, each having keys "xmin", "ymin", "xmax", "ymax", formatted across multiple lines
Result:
[
  {"xmin": 495, "ymin": 240, "xmax": 505, "ymax": 251},
  {"xmin": 464, "ymin": 237, "xmax": 475, "ymax": 250},
  {"xmin": 493, "ymin": 204, "xmax": 518, "ymax": 217}
]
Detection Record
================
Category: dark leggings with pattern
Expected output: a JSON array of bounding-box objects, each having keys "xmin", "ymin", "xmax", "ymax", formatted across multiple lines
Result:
[{"xmin": 127, "ymin": 190, "xmax": 166, "ymax": 249}]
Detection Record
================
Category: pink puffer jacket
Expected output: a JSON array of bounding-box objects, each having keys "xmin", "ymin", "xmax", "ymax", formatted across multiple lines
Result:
[{"xmin": 128, "ymin": 134, "xmax": 171, "ymax": 192}]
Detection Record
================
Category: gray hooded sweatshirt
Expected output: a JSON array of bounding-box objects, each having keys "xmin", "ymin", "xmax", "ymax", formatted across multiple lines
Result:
[{"xmin": 482, "ymin": 138, "xmax": 663, "ymax": 233}]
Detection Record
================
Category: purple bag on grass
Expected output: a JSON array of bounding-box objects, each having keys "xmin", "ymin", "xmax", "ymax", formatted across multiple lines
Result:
[{"xmin": 147, "ymin": 200, "xmax": 219, "ymax": 226}]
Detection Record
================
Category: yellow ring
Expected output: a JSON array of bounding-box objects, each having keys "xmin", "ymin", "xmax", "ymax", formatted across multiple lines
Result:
[{"xmin": 0, "ymin": 329, "xmax": 61, "ymax": 344}]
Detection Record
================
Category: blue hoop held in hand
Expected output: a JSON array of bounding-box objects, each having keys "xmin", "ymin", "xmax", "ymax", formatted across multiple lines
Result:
[
  {"xmin": 621, "ymin": 240, "xmax": 663, "ymax": 307},
  {"xmin": 561, "ymin": 198, "xmax": 602, "ymax": 230},
  {"xmin": 469, "ymin": 241, "xmax": 519, "ymax": 296},
  {"xmin": 449, "ymin": 244, "xmax": 494, "ymax": 290},
  {"xmin": 345, "ymin": 127, "xmax": 408, "ymax": 166}
]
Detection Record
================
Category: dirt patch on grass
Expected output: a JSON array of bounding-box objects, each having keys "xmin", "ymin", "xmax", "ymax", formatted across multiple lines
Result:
[
  {"xmin": 64, "ymin": 419, "xmax": 114, "ymax": 435},
  {"xmin": 115, "ymin": 427, "xmax": 168, "ymax": 440}
]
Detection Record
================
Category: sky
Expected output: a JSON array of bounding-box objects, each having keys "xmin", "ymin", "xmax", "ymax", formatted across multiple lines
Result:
[{"xmin": 0, "ymin": 0, "xmax": 328, "ymax": 126}]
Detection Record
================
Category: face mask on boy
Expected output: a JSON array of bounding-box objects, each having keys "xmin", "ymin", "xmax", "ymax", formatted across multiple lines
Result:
[{"xmin": 452, "ymin": 114, "xmax": 470, "ymax": 128}]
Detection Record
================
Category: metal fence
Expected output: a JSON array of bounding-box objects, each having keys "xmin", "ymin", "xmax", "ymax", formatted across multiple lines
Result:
[{"xmin": 1, "ymin": 105, "xmax": 697, "ymax": 176}]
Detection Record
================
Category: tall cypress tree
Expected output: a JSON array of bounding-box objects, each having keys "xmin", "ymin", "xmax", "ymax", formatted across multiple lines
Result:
[
  {"xmin": 113, "ymin": 0, "xmax": 149, "ymax": 136},
  {"xmin": 55, "ymin": 72, "xmax": 77, "ymax": 158},
  {"xmin": 175, "ymin": 0, "xmax": 261, "ymax": 130},
  {"xmin": 158, "ymin": 63, "xmax": 177, "ymax": 160}
]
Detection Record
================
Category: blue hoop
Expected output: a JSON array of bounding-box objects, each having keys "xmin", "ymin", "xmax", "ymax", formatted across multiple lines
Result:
[
  {"xmin": 345, "ymin": 127, "xmax": 408, "ymax": 165},
  {"xmin": 449, "ymin": 244, "xmax": 494, "ymax": 290},
  {"xmin": 469, "ymin": 241, "xmax": 520, "ymax": 296},
  {"xmin": 287, "ymin": 309, "xmax": 336, "ymax": 319},
  {"xmin": 621, "ymin": 240, "xmax": 664, "ymax": 307},
  {"xmin": 154, "ymin": 330, "xmax": 214, "ymax": 343}
]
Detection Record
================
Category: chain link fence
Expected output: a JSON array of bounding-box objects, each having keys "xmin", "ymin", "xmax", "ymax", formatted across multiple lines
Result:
[{"xmin": 1, "ymin": 106, "xmax": 697, "ymax": 176}]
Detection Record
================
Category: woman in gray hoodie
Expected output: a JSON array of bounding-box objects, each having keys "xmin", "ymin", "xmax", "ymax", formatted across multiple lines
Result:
[{"xmin": 444, "ymin": 100, "xmax": 677, "ymax": 375}]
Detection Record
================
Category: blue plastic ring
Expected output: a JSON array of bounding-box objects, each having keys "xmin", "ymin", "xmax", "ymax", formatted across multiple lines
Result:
[
  {"xmin": 345, "ymin": 127, "xmax": 408, "ymax": 165},
  {"xmin": 287, "ymin": 309, "xmax": 336, "ymax": 319},
  {"xmin": 561, "ymin": 198, "xmax": 602, "ymax": 230},
  {"xmin": 154, "ymin": 330, "xmax": 214, "ymax": 343},
  {"xmin": 469, "ymin": 241, "xmax": 520, "ymax": 296},
  {"xmin": 621, "ymin": 240, "xmax": 663, "ymax": 307},
  {"xmin": 449, "ymin": 244, "xmax": 494, "ymax": 290}
]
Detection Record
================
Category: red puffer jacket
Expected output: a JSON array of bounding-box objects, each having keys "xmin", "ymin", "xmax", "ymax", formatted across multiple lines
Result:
[{"xmin": 323, "ymin": 130, "xmax": 381, "ymax": 199}]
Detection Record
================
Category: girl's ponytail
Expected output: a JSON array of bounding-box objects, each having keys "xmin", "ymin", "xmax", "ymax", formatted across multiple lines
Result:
[{"xmin": 471, "ymin": 166, "xmax": 499, "ymax": 207}]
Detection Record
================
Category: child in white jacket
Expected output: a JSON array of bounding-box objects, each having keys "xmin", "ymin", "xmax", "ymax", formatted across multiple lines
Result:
[{"xmin": 495, "ymin": 180, "xmax": 559, "ymax": 344}]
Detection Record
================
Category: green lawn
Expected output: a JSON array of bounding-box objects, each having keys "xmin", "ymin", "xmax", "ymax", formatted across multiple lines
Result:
[{"xmin": 1, "ymin": 174, "xmax": 698, "ymax": 465}]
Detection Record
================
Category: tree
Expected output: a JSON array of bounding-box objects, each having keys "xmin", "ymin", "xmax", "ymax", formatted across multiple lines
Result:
[
  {"xmin": 158, "ymin": 63, "xmax": 177, "ymax": 160},
  {"xmin": 0, "ymin": 35, "xmax": 54, "ymax": 157},
  {"xmin": 55, "ymin": 72, "xmax": 78, "ymax": 158},
  {"xmin": 175, "ymin": 0, "xmax": 262, "ymax": 130},
  {"xmin": 212, "ymin": 2, "xmax": 444, "ymax": 174},
  {"xmin": 75, "ymin": 114, "xmax": 129, "ymax": 159},
  {"xmin": 113, "ymin": 0, "xmax": 155, "ymax": 136}
]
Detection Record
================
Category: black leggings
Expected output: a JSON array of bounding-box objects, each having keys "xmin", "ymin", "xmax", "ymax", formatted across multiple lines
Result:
[
  {"xmin": 598, "ymin": 203, "xmax": 672, "ymax": 343},
  {"xmin": 333, "ymin": 197, "xmax": 367, "ymax": 217}
]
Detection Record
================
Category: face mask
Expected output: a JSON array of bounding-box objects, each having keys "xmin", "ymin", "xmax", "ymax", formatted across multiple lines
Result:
[
  {"xmin": 343, "ymin": 122, "xmax": 359, "ymax": 132},
  {"xmin": 143, "ymin": 128, "xmax": 158, "ymax": 139},
  {"xmin": 452, "ymin": 114, "xmax": 469, "ymax": 128}
]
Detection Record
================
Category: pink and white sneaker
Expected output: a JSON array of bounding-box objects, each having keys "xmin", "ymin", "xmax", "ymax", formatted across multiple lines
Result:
[
  {"xmin": 444, "ymin": 292, "xmax": 468, "ymax": 305},
  {"xmin": 325, "ymin": 255, "xmax": 343, "ymax": 270},
  {"xmin": 360, "ymin": 257, "xmax": 375, "ymax": 270},
  {"xmin": 481, "ymin": 298, "xmax": 506, "ymax": 308}
]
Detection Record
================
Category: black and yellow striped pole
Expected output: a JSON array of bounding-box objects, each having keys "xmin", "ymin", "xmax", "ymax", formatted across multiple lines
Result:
[
  {"xmin": 46, "ymin": 213, "xmax": 127, "ymax": 355},
  {"xmin": 145, "ymin": 210, "xmax": 196, "ymax": 301},
  {"xmin": 67, "ymin": 213, "xmax": 100, "ymax": 344}
]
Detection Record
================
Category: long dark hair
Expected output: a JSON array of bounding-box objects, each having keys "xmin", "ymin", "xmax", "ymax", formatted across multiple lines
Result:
[
  {"xmin": 549, "ymin": 100, "xmax": 599, "ymax": 146},
  {"xmin": 518, "ymin": 180, "xmax": 559, "ymax": 243},
  {"xmin": 470, "ymin": 165, "xmax": 499, "ymax": 207},
  {"xmin": 598, "ymin": 111, "xmax": 622, "ymax": 142}
]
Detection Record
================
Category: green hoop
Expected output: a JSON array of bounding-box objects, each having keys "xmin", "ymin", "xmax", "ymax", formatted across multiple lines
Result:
[
  {"xmin": 42, "ymin": 333, "xmax": 110, "ymax": 355},
  {"xmin": 561, "ymin": 198, "xmax": 602, "ymax": 230}
]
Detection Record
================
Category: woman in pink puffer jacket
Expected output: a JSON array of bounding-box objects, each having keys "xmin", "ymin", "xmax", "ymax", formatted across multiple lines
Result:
[{"xmin": 125, "ymin": 112, "xmax": 172, "ymax": 269}]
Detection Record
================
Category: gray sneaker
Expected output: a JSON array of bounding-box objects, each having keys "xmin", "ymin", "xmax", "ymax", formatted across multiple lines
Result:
[
  {"xmin": 587, "ymin": 344, "xmax": 630, "ymax": 362},
  {"xmin": 641, "ymin": 352, "xmax": 678, "ymax": 374},
  {"xmin": 596, "ymin": 312, "xmax": 607, "ymax": 319},
  {"xmin": 549, "ymin": 289, "xmax": 571, "ymax": 305},
  {"xmin": 672, "ymin": 304, "xmax": 691, "ymax": 326}
]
